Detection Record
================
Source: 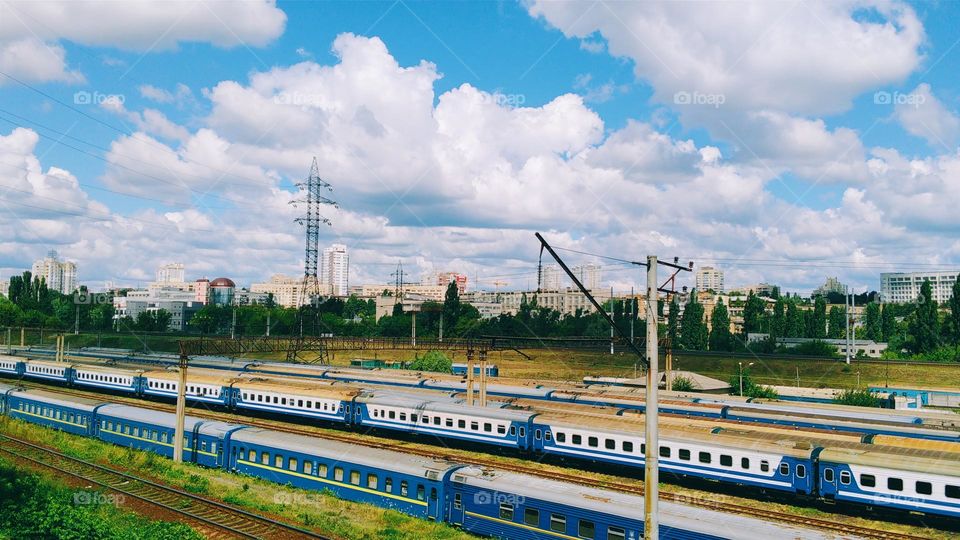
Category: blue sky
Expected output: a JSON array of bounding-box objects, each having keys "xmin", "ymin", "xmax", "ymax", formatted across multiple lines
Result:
[{"xmin": 1, "ymin": 1, "xmax": 959, "ymax": 294}]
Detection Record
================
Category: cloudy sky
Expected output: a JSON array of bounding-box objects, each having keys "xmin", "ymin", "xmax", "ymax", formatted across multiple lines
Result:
[{"xmin": 1, "ymin": 1, "xmax": 958, "ymax": 295}]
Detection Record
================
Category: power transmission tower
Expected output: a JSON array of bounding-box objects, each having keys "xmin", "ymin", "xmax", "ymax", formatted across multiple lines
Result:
[
  {"xmin": 391, "ymin": 262, "xmax": 405, "ymax": 299},
  {"xmin": 290, "ymin": 157, "xmax": 337, "ymax": 362}
]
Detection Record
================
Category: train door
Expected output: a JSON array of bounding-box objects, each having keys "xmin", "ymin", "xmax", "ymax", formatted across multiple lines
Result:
[
  {"xmin": 820, "ymin": 465, "xmax": 838, "ymax": 498},
  {"xmin": 427, "ymin": 487, "xmax": 440, "ymax": 521},
  {"xmin": 450, "ymin": 491, "xmax": 465, "ymax": 526}
]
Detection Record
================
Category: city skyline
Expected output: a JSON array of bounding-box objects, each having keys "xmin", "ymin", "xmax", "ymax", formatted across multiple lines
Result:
[{"xmin": 1, "ymin": 2, "xmax": 959, "ymax": 299}]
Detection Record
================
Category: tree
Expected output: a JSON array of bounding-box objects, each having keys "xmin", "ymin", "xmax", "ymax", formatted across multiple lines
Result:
[
  {"xmin": 770, "ymin": 297, "xmax": 786, "ymax": 339},
  {"xmin": 833, "ymin": 389, "xmax": 881, "ymax": 408},
  {"xmin": 742, "ymin": 291, "xmax": 765, "ymax": 335},
  {"xmin": 679, "ymin": 294, "xmax": 708, "ymax": 350},
  {"xmin": 667, "ymin": 295, "xmax": 680, "ymax": 348},
  {"xmin": 811, "ymin": 296, "xmax": 827, "ymax": 339},
  {"xmin": 908, "ymin": 279, "xmax": 940, "ymax": 354},
  {"xmin": 409, "ymin": 350, "xmax": 452, "ymax": 373},
  {"xmin": 785, "ymin": 300, "xmax": 803, "ymax": 338},
  {"xmin": 863, "ymin": 302, "xmax": 882, "ymax": 341},
  {"xmin": 881, "ymin": 303, "xmax": 896, "ymax": 342},
  {"xmin": 89, "ymin": 303, "xmax": 115, "ymax": 331},
  {"xmin": 949, "ymin": 275, "xmax": 960, "ymax": 345},
  {"xmin": 828, "ymin": 305, "xmax": 845, "ymax": 339},
  {"xmin": 189, "ymin": 307, "xmax": 219, "ymax": 334},
  {"xmin": 708, "ymin": 299, "xmax": 733, "ymax": 352},
  {"xmin": 442, "ymin": 282, "xmax": 461, "ymax": 337}
]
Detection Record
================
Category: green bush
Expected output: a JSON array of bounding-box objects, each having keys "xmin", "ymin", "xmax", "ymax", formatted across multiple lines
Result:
[
  {"xmin": 787, "ymin": 340, "xmax": 839, "ymax": 357},
  {"xmin": 834, "ymin": 388, "xmax": 882, "ymax": 408},
  {"xmin": 408, "ymin": 351, "xmax": 453, "ymax": 373},
  {"xmin": 671, "ymin": 375, "xmax": 698, "ymax": 392}
]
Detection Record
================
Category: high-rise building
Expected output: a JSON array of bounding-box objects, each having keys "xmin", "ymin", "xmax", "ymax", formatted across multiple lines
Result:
[
  {"xmin": 695, "ymin": 266, "xmax": 724, "ymax": 293},
  {"xmin": 881, "ymin": 271, "xmax": 959, "ymax": 304},
  {"xmin": 540, "ymin": 265, "xmax": 562, "ymax": 291},
  {"xmin": 31, "ymin": 250, "xmax": 77, "ymax": 294},
  {"xmin": 251, "ymin": 274, "xmax": 308, "ymax": 307},
  {"xmin": 155, "ymin": 263, "xmax": 185, "ymax": 283},
  {"xmin": 572, "ymin": 264, "xmax": 601, "ymax": 291},
  {"xmin": 322, "ymin": 243, "xmax": 349, "ymax": 297},
  {"xmin": 813, "ymin": 277, "xmax": 846, "ymax": 297},
  {"xmin": 436, "ymin": 272, "xmax": 468, "ymax": 294}
]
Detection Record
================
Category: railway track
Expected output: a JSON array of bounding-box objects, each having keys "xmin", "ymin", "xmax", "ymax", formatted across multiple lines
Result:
[
  {"xmin": 10, "ymin": 382, "xmax": 936, "ymax": 540},
  {"xmin": 0, "ymin": 434, "xmax": 333, "ymax": 540}
]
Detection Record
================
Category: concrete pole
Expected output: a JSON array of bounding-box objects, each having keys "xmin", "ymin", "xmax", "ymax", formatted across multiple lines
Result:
[
  {"xmin": 411, "ymin": 312, "xmax": 417, "ymax": 347},
  {"xmin": 439, "ymin": 314, "xmax": 443, "ymax": 343},
  {"xmin": 479, "ymin": 350, "xmax": 487, "ymax": 407},
  {"xmin": 845, "ymin": 289, "xmax": 851, "ymax": 365},
  {"xmin": 173, "ymin": 354, "xmax": 188, "ymax": 463},
  {"xmin": 20, "ymin": 327, "xmax": 24, "ymax": 347},
  {"xmin": 644, "ymin": 256, "xmax": 659, "ymax": 540},
  {"xmin": 231, "ymin": 308, "xmax": 237, "ymax": 339},
  {"xmin": 6, "ymin": 328, "xmax": 10, "ymax": 354},
  {"xmin": 266, "ymin": 311, "xmax": 271, "ymax": 337},
  {"xmin": 610, "ymin": 287, "xmax": 615, "ymax": 355},
  {"xmin": 74, "ymin": 305, "xmax": 80, "ymax": 335},
  {"xmin": 466, "ymin": 349, "xmax": 475, "ymax": 406}
]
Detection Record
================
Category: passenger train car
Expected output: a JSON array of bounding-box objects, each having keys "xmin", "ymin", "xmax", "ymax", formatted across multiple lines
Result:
[{"xmin": 0, "ymin": 386, "xmax": 871, "ymax": 539}]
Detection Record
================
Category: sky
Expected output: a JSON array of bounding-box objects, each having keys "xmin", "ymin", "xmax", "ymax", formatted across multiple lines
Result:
[{"xmin": 1, "ymin": 0, "xmax": 959, "ymax": 295}]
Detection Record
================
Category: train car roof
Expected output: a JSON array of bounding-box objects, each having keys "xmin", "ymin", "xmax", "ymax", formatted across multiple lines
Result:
[
  {"xmin": 70, "ymin": 362, "xmax": 143, "ymax": 375},
  {"xmin": 868, "ymin": 435, "xmax": 960, "ymax": 454},
  {"xmin": 537, "ymin": 413, "xmax": 818, "ymax": 458},
  {"xmin": 358, "ymin": 393, "xmax": 535, "ymax": 421},
  {"xmin": 248, "ymin": 362, "xmax": 336, "ymax": 376},
  {"xmin": 23, "ymin": 359, "xmax": 73, "ymax": 368},
  {"xmin": 233, "ymin": 377, "xmax": 362, "ymax": 400},
  {"xmin": 96, "ymin": 403, "xmax": 207, "ymax": 431},
  {"xmin": 452, "ymin": 466, "xmax": 846, "ymax": 540},
  {"xmin": 819, "ymin": 446, "xmax": 960, "ymax": 477},
  {"xmin": 728, "ymin": 409, "xmax": 960, "ymax": 441},
  {"xmin": 0, "ymin": 381, "xmax": 19, "ymax": 394},
  {"xmin": 10, "ymin": 389, "xmax": 106, "ymax": 411},
  {"xmin": 232, "ymin": 427, "xmax": 458, "ymax": 477},
  {"xmin": 141, "ymin": 368, "xmax": 237, "ymax": 384}
]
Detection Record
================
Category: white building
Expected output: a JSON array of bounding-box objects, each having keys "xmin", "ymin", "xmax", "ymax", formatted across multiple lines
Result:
[
  {"xmin": 540, "ymin": 265, "xmax": 562, "ymax": 291},
  {"xmin": 155, "ymin": 263, "xmax": 185, "ymax": 284},
  {"xmin": 696, "ymin": 266, "xmax": 724, "ymax": 293},
  {"xmin": 571, "ymin": 264, "xmax": 601, "ymax": 291},
  {"xmin": 462, "ymin": 288, "xmax": 617, "ymax": 317},
  {"xmin": 881, "ymin": 271, "xmax": 959, "ymax": 304},
  {"xmin": 322, "ymin": 243, "xmax": 349, "ymax": 297},
  {"xmin": 31, "ymin": 250, "xmax": 77, "ymax": 294},
  {"xmin": 251, "ymin": 274, "xmax": 308, "ymax": 308}
]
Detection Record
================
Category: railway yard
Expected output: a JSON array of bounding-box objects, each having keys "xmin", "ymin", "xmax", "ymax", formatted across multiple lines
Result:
[{"xmin": 0, "ymin": 347, "xmax": 958, "ymax": 539}]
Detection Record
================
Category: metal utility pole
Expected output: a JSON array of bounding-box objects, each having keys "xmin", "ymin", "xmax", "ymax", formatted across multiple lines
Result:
[
  {"xmin": 479, "ymin": 349, "xmax": 488, "ymax": 407},
  {"xmin": 266, "ymin": 311, "xmax": 271, "ymax": 337},
  {"xmin": 231, "ymin": 308, "xmax": 237, "ymax": 339},
  {"xmin": 411, "ymin": 311, "xmax": 417, "ymax": 347},
  {"xmin": 173, "ymin": 350, "xmax": 188, "ymax": 463},
  {"xmin": 438, "ymin": 314, "xmax": 443, "ymax": 343},
  {"xmin": 630, "ymin": 286, "xmax": 635, "ymax": 343},
  {"xmin": 292, "ymin": 157, "xmax": 337, "ymax": 334},
  {"xmin": 74, "ymin": 305, "xmax": 79, "ymax": 335},
  {"xmin": 610, "ymin": 287, "xmax": 615, "ymax": 355},
  {"xmin": 465, "ymin": 348, "xmax": 475, "ymax": 406},
  {"xmin": 6, "ymin": 327, "xmax": 11, "ymax": 354},
  {"xmin": 643, "ymin": 256, "xmax": 659, "ymax": 540}
]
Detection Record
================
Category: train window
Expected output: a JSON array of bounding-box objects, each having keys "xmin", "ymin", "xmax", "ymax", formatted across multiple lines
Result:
[
  {"xmin": 459, "ymin": 420, "xmax": 466, "ymax": 428},
  {"xmin": 273, "ymin": 396, "xmax": 278, "ymax": 404},
  {"xmin": 400, "ymin": 413, "xmax": 408, "ymax": 422},
  {"xmin": 417, "ymin": 485, "xmax": 425, "ymax": 501},
  {"xmin": 604, "ymin": 439, "xmax": 615, "ymax": 450},
  {"xmin": 385, "ymin": 477, "xmax": 393, "ymax": 493},
  {"xmin": 588, "ymin": 437, "xmax": 598, "ymax": 448},
  {"xmin": 350, "ymin": 471, "xmax": 360, "ymax": 485},
  {"xmin": 678, "ymin": 449, "xmax": 690, "ymax": 461},
  {"xmin": 471, "ymin": 421, "xmax": 479, "ymax": 431},
  {"xmin": 318, "ymin": 464, "xmax": 328, "ymax": 477},
  {"xmin": 796, "ymin": 465, "xmax": 806, "ymax": 478},
  {"xmin": 249, "ymin": 450, "xmax": 257, "ymax": 462},
  {"xmin": 367, "ymin": 474, "xmax": 377, "ymax": 489},
  {"xmin": 915, "ymin": 481, "xmax": 932, "ymax": 495},
  {"xmin": 486, "ymin": 423, "xmax": 494, "ymax": 433},
  {"xmin": 660, "ymin": 446, "xmax": 670, "ymax": 458},
  {"xmin": 607, "ymin": 526, "xmax": 626, "ymax": 540},
  {"xmin": 823, "ymin": 469, "xmax": 834, "ymax": 482},
  {"xmin": 334, "ymin": 467, "xmax": 344, "ymax": 481},
  {"xmin": 289, "ymin": 458, "xmax": 298, "ymax": 471},
  {"xmin": 550, "ymin": 514, "xmax": 566, "ymax": 533},
  {"xmin": 499, "ymin": 503, "xmax": 513, "ymax": 520},
  {"xmin": 887, "ymin": 478, "xmax": 903, "ymax": 491},
  {"xmin": 410, "ymin": 414, "xmax": 417, "ymax": 423},
  {"xmin": 544, "ymin": 431, "xmax": 551, "ymax": 441},
  {"xmin": 400, "ymin": 481, "xmax": 408, "ymax": 497},
  {"xmin": 578, "ymin": 519, "xmax": 595, "ymax": 539},
  {"xmin": 524, "ymin": 508, "xmax": 539, "ymax": 526},
  {"xmin": 741, "ymin": 458, "xmax": 750, "ymax": 469},
  {"xmin": 261, "ymin": 452, "xmax": 270, "ymax": 465},
  {"xmin": 556, "ymin": 432, "xmax": 565, "ymax": 443},
  {"xmin": 201, "ymin": 441, "xmax": 207, "ymax": 451},
  {"xmin": 298, "ymin": 400, "xmax": 303, "ymax": 408},
  {"xmin": 640, "ymin": 444, "xmax": 646, "ymax": 454},
  {"xmin": 945, "ymin": 485, "xmax": 960, "ymax": 499},
  {"xmin": 421, "ymin": 416, "xmax": 429, "ymax": 423},
  {"xmin": 447, "ymin": 418, "xmax": 454, "ymax": 427},
  {"xmin": 622, "ymin": 441, "xmax": 633, "ymax": 453},
  {"xmin": 860, "ymin": 474, "xmax": 876, "ymax": 488},
  {"xmin": 760, "ymin": 461, "xmax": 769, "ymax": 472},
  {"xmin": 699, "ymin": 452, "xmax": 711, "ymax": 464},
  {"xmin": 372, "ymin": 409, "xmax": 379, "ymax": 418},
  {"xmin": 719, "ymin": 455, "xmax": 732, "ymax": 467},
  {"xmin": 304, "ymin": 461, "xmax": 313, "ymax": 475},
  {"xmin": 453, "ymin": 493, "xmax": 461, "ymax": 510},
  {"xmin": 430, "ymin": 488, "xmax": 437, "ymax": 501},
  {"xmin": 519, "ymin": 427, "xmax": 525, "ymax": 438},
  {"xmin": 389, "ymin": 411, "xmax": 396, "ymax": 419},
  {"xmin": 434, "ymin": 417, "xmax": 441, "ymax": 426},
  {"xmin": 242, "ymin": 393, "xmax": 247, "ymax": 400},
  {"xmin": 779, "ymin": 463, "xmax": 789, "ymax": 476},
  {"xmin": 275, "ymin": 455, "xmax": 283, "ymax": 468}
]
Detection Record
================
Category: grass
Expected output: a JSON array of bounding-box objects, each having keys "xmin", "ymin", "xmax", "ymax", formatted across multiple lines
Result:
[{"xmin": 0, "ymin": 417, "xmax": 475, "ymax": 540}]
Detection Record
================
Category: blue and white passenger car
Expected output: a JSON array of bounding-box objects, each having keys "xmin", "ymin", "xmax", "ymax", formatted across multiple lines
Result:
[
  {"xmin": 6, "ymin": 389, "xmax": 106, "ymax": 436},
  {"xmin": 22, "ymin": 360, "xmax": 72, "ymax": 383},
  {"xmin": 229, "ymin": 427, "xmax": 460, "ymax": 521},
  {"xmin": 140, "ymin": 368, "xmax": 233, "ymax": 406},
  {"xmin": 231, "ymin": 376, "xmax": 358, "ymax": 423},
  {"xmin": 71, "ymin": 363, "xmax": 141, "ymax": 394},
  {"xmin": 0, "ymin": 355, "xmax": 21, "ymax": 376}
]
